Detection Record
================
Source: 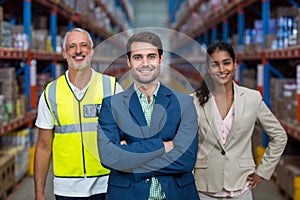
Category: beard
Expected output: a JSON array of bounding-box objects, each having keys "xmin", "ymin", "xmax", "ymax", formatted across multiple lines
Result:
[{"xmin": 66, "ymin": 52, "xmax": 93, "ymax": 70}]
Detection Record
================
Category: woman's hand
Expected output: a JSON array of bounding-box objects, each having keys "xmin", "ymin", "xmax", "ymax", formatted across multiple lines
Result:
[{"xmin": 247, "ymin": 173, "xmax": 264, "ymax": 190}]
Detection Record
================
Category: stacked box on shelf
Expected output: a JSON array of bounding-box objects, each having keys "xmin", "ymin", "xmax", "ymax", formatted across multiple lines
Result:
[
  {"xmin": 0, "ymin": 67, "xmax": 18, "ymax": 122},
  {"xmin": 31, "ymin": 15, "xmax": 48, "ymax": 51},
  {"xmin": 61, "ymin": 0, "xmax": 76, "ymax": 9},
  {"xmin": 0, "ymin": 129, "xmax": 30, "ymax": 183},
  {"xmin": 16, "ymin": 74, "xmax": 24, "ymax": 96},
  {"xmin": 297, "ymin": 8, "xmax": 300, "ymax": 45},
  {"xmin": 230, "ymin": 34, "xmax": 238, "ymax": 51},
  {"xmin": 1, "ymin": 21, "xmax": 12, "ymax": 48},
  {"xmin": 49, "ymin": 0, "xmax": 60, "ymax": 4},
  {"xmin": 276, "ymin": 155, "xmax": 300, "ymax": 199},
  {"xmin": 15, "ymin": 94, "xmax": 28, "ymax": 118},
  {"xmin": 28, "ymin": 128, "xmax": 39, "ymax": 176},
  {"xmin": 14, "ymin": 145, "xmax": 29, "ymax": 183},
  {"xmin": 0, "ymin": 7, "xmax": 12, "ymax": 48},
  {"xmin": 1, "ymin": 146, "xmax": 29, "ymax": 183},
  {"xmin": 271, "ymin": 6, "xmax": 299, "ymax": 49},
  {"xmin": 244, "ymin": 18, "xmax": 276, "ymax": 53},
  {"xmin": 0, "ymin": 6, "xmax": 2, "ymax": 21},
  {"xmin": 33, "ymin": 15, "xmax": 47, "ymax": 30},
  {"xmin": 270, "ymin": 78, "xmax": 296, "ymax": 123},
  {"xmin": 243, "ymin": 29, "xmax": 255, "ymax": 54},
  {"xmin": 90, "ymin": 1, "xmax": 120, "ymax": 33},
  {"xmin": 0, "ymin": 154, "xmax": 14, "ymax": 199},
  {"xmin": 180, "ymin": 0, "xmax": 214, "ymax": 32},
  {"xmin": 241, "ymin": 69, "xmax": 256, "ymax": 89},
  {"xmin": 0, "ymin": 129, "xmax": 30, "ymax": 150},
  {"xmin": 11, "ymin": 25, "xmax": 30, "ymax": 50},
  {"xmin": 36, "ymin": 73, "xmax": 53, "ymax": 104},
  {"xmin": 0, "ymin": 95, "xmax": 5, "ymax": 126},
  {"xmin": 264, "ymin": 18, "xmax": 277, "ymax": 49},
  {"xmin": 18, "ymin": 71, "xmax": 53, "ymax": 108},
  {"xmin": 265, "ymin": 34, "xmax": 277, "ymax": 49},
  {"xmin": 31, "ymin": 29, "xmax": 49, "ymax": 51}
]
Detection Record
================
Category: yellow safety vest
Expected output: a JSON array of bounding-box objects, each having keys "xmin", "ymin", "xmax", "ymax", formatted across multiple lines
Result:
[{"xmin": 45, "ymin": 72, "xmax": 116, "ymax": 177}]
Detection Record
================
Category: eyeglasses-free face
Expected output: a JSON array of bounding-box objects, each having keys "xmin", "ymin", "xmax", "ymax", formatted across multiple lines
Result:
[{"xmin": 63, "ymin": 31, "xmax": 94, "ymax": 71}]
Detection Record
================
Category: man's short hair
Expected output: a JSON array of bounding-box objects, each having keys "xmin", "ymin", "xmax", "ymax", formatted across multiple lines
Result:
[{"xmin": 126, "ymin": 31, "xmax": 163, "ymax": 59}]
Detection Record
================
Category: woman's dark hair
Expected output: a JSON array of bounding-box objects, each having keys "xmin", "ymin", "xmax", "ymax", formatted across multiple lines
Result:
[
  {"xmin": 126, "ymin": 31, "xmax": 163, "ymax": 59},
  {"xmin": 195, "ymin": 41, "xmax": 236, "ymax": 105}
]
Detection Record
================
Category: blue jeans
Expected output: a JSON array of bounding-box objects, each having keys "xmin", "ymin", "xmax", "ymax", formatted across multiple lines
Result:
[{"xmin": 55, "ymin": 193, "xmax": 106, "ymax": 200}]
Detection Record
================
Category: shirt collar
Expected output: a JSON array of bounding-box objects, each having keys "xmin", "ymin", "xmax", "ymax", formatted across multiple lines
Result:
[
  {"xmin": 66, "ymin": 68, "xmax": 94, "ymax": 92},
  {"xmin": 134, "ymin": 82, "xmax": 160, "ymax": 99}
]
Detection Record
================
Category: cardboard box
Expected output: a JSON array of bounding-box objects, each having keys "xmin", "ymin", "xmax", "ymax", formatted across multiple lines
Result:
[
  {"xmin": 0, "ymin": 67, "xmax": 15, "ymax": 82},
  {"xmin": 0, "ymin": 154, "xmax": 14, "ymax": 199},
  {"xmin": 1, "ymin": 21, "xmax": 12, "ymax": 48},
  {"xmin": 270, "ymin": 78, "xmax": 297, "ymax": 122},
  {"xmin": 50, "ymin": 0, "xmax": 60, "ymax": 4},
  {"xmin": 31, "ymin": 29, "xmax": 48, "ymax": 51},
  {"xmin": 265, "ymin": 34, "xmax": 277, "ymax": 49},
  {"xmin": 16, "ymin": 94, "xmax": 28, "ymax": 117},
  {"xmin": 276, "ymin": 156, "xmax": 300, "ymax": 198},
  {"xmin": 271, "ymin": 6, "xmax": 299, "ymax": 18}
]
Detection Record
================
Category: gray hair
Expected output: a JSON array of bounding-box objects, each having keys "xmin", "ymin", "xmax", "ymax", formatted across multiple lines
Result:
[{"xmin": 62, "ymin": 28, "xmax": 94, "ymax": 50}]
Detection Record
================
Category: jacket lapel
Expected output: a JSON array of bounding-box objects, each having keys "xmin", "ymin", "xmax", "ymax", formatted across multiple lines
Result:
[
  {"xmin": 123, "ymin": 85, "xmax": 150, "ymax": 138},
  {"xmin": 150, "ymin": 85, "xmax": 171, "ymax": 137},
  {"xmin": 225, "ymin": 82, "xmax": 245, "ymax": 147},
  {"xmin": 202, "ymin": 96, "xmax": 225, "ymax": 149}
]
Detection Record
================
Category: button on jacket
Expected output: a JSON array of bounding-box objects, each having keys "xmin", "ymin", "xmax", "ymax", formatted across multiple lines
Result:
[
  {"xmin": 98, "ymin": 84, "xmax": 199, "ymax": 200},
  {"xmin": 193, "ymin": 82, "xmax": 287, "ymax": 193}
]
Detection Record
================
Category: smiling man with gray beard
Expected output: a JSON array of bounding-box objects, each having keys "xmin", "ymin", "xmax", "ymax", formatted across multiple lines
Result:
[{"xmin": 34, "ymin": 28, "xmax": 122, "ymax": 200}]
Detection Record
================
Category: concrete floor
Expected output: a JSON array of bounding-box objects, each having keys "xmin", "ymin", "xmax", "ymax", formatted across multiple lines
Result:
[
  {"xmin": 7, "ymin": 173, "xmax": 286, "ymax": 200},
  {"xmin": 7, "ymin": 164, "xmax": 54, "ymax": 200}
]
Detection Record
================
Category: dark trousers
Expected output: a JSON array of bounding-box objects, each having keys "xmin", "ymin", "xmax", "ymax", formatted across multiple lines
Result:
[{"xmin": 55, "ymin": 193, "xmax": 106, "ymax": 200}]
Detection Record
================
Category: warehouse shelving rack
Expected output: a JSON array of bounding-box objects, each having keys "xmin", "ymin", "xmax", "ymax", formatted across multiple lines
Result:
[
  {"xmin": 0, "ymin": 0, "xmax": 132, "ymax": 137},
  {"xmin": 169, "ymin": 0, "xmax": 300, "ymax": 143},
  {"xmin": 169, "ymin": 1, "xmax": 300, "ymax": 198}
]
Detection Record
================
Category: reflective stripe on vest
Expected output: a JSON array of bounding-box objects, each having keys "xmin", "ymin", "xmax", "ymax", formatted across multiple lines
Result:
[{"xmin": 49, "ymin": 74, "xmax": 113, "ymax": 127}]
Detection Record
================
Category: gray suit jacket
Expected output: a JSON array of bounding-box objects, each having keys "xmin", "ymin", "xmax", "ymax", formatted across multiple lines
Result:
[{"xmin": 193, "ymin": 82, "xmax": 287, "ymax": 193}]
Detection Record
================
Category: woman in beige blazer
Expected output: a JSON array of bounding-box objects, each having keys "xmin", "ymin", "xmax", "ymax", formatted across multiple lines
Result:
[{"xmin": 193, "ymin": 41, "xmax": 287, "ymax": 199}]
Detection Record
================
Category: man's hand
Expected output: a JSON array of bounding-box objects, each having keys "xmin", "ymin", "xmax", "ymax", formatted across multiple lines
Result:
[{"xmin": 163, "ymin": 141, "xmax": 174, "ymax": 153}]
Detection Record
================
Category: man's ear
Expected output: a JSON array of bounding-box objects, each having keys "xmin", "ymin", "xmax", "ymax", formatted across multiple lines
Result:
[
  {"xmin": 62, "ymin": 51, "xmax": 67, "ymax": 59},
  {"xmin": 90, "ymin": 49, "xmax": 95, "ymax": 57},
  {"xmin": 160, "ymin": 54, "xmax": 164, "ymax": 64},
  {"xmin": 127, "ymin": 58, "xmax": 131, "ymax": 68}
]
